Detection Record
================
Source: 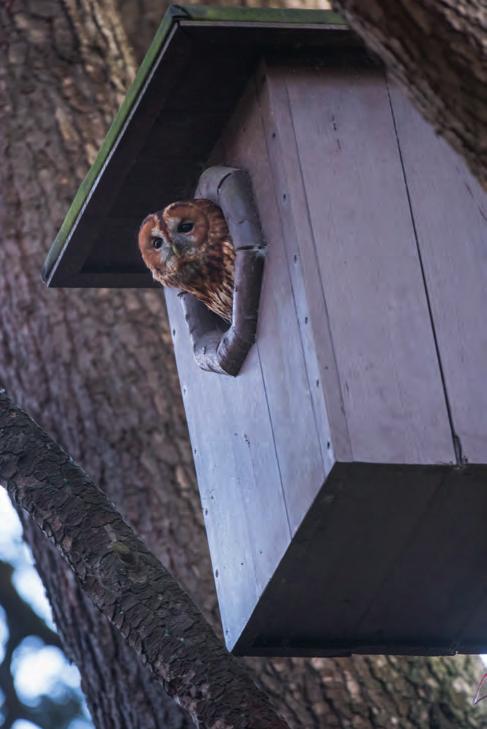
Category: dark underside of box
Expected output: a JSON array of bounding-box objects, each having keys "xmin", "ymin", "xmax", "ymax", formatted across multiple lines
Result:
[{"xmin": 231, "ymin": 462, "xmax": 487, "ymax": 657}]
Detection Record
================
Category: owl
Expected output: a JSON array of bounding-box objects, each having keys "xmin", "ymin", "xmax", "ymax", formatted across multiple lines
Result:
[{"xmin": 138, "ymin": 199, "xmax": 235, "ymax": 322}]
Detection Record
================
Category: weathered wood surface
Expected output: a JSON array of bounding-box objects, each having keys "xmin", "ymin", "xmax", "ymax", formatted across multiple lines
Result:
[
  {"xmin": 166, "ymin": 79, "xmax": 334, "ymax": 648},
  {"xmin": 265, "ymin": 65, "xmax": 454, "ymax": 467},
  {"xmin": 390, "ymin": 86, "xmax": 487, "ymax": 464},
  {"xmin": 257, "ymin": 65, "xmax": 344, "ymax": 479},
  {"xmin": 165, "ymin": 285, "xmax": 291, "ymax": 649},
  {"xmin": 234, "ymin": 462, "xmax": 487, "ymax": 657},
  {"xmin": 166, "ymin": 63, "xmax": 486, "ymax": 656},
  {"xmin": 218, "ymin": 80, "xmax": 330, "ymax": 535},
  {"xmin": 235, "ymin": 463, "xmax": 451, "ymax": 656}
]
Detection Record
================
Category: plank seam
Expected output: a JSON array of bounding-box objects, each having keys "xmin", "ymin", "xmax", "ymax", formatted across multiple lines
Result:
[
  {"xmin": 280, "ymin": 71, "xmax": 355, "ymax": 464},
  {"xmin": 386, "ymin": 79, "xmax": 464, "ymax": 466}
]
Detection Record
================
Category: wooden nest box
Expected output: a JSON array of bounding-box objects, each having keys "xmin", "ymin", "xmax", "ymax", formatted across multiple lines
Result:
[{"xmin": 43, "ymin": 6, "xmax": 487, "ymax": 657}]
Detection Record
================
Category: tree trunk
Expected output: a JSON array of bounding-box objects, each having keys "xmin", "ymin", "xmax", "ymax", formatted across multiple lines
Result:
[
  {"xmin": 0, "ymin": 2, "xmax": 195, "ymax": 727},
  {"xmin": 1, "ymin": 1, "xmax": 486, "ymax": 728},
  {"xmin": 333, "ymin": 0, "xmax": 487, "ymax": 189}
]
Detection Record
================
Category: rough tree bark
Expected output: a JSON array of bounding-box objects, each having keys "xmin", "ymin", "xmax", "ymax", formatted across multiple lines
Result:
[
  {"xmin": 1, "ymin": 2, "xmax": 196, "ymax": 727},
  {"xmin": 1, "ymin": 1, "xmax": 486, "ymax": 728},
  {"xmin": 0, "ymin": 390, "xmax": 289, "ymax": 729},
  {"xmin": 333, "ymin": 0, "xmax": 487, "ymax": 189}
]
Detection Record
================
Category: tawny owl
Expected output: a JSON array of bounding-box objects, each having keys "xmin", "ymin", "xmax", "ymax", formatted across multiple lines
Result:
[{"xmin": 138, "ymin": 199, "xmax": 235, "ymax": 322}]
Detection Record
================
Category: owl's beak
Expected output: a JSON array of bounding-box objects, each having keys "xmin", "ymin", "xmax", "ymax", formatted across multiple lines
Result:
[{"xmin": 159, "ymin": 241, "xmax": 180, "ymax": 263}]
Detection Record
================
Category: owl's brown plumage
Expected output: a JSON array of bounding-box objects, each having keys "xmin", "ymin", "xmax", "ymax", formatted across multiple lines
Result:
[{"xmin": 138, "ymin": 199, "xmax": 235, "ymax": 322}]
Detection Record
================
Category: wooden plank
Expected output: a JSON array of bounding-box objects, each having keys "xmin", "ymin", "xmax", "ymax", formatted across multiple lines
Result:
[
  {"xmin": 165, "ymin": 286, "xmax": 290, "ymax": 650},
  {"xmin": 258, "ymin": 65, "xmax": 350, "ymax": 470},
  {"xmin": 390, "ymin": 86, "xmax": 487, "ymax": 464},
  {"xmin": 354, "ymin": 466, "xmax": 487, "ymax": 651},
  {"xmin": 234, "ymin": 463, "xmax": 450, "ymax": 656},
  {"xmin": 216, "ymin": 78, "xmax": 329, "ymax": 534},
  {"xmin": 268, "ymin": 65, "xmax": 454, "ymax": 466},
  {"xmin": 164, "ymin": 66, "xmax": 487, "ymax": 658},
  {"xmin": 233, "ymin": 463, "xmax": 487, "ymax": 656}
]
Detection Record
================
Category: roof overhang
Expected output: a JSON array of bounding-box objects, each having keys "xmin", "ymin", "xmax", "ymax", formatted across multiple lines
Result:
[{"xmin": 43, "ymin": 5, "xmax": 367, "ymax": 288}]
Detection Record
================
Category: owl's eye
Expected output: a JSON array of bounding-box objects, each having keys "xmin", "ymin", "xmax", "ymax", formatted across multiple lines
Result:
[
  {"xmin": 177, "ymin": 221, "xmax": 194, "ymax": 234},
  {"xmin": 151, "ymin": 237, "xmax": 163, "ymax": 250}
]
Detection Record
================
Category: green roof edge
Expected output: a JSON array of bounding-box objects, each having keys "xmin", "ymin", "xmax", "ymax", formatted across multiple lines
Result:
[
  {"xmin": 43, "ymin": 4, "xmax": 346, "ymax": 283},
  {"xmin": 179, "ymin": 5, "xmax": 344, "ymax": 25}
]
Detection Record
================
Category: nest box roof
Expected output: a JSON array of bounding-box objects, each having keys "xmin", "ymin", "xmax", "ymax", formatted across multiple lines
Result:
[{"xmin": 43, "ymin": 5, "xmax": 364, "ymax": 288}]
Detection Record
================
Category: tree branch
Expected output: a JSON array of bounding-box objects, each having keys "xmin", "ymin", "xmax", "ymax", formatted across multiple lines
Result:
[{"xmin": 0, "ymin": 389, "xmax": 290, "ymax": 729}]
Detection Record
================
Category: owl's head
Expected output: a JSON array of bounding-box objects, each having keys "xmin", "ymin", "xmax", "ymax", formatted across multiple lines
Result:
[{"xmin": 138, "ymin": 199, "xmax": 229, "ymax": 287}]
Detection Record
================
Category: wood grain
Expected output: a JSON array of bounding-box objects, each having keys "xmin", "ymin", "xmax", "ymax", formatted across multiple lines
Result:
[
  {"xmin": 267, "ymin": 64, "xmax": 454, "ymax": 466},
  {"xmin": 166, "ymin": 286, "xmax": 290, "ymax": 649},
  {"xmin": 390, "ymin": 85, "xmax": 487, "ymax": 464},
  {"xmin": 219, "ymin": 78, "xmax": 330, "ymax": 534},
  {"xmin": 165, "ymin": 64, "xmax": 486, "ymax": 657}
]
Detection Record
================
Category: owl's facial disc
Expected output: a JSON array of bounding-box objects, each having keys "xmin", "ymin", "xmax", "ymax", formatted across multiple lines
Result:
[
  {"xmin": 139, "ymin": 200, "xmax": 226, "ymax": 291},
  {"xmin": 149, "ymin": 227, "xmax": 180, "ymax": 263},
  {"xmin": 169, "ymin": 220, "xmax": 198, "ymax": 257},
  {"xmin": 163, "ymin": 203, "xmax": 209, "ymax": 255}
]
